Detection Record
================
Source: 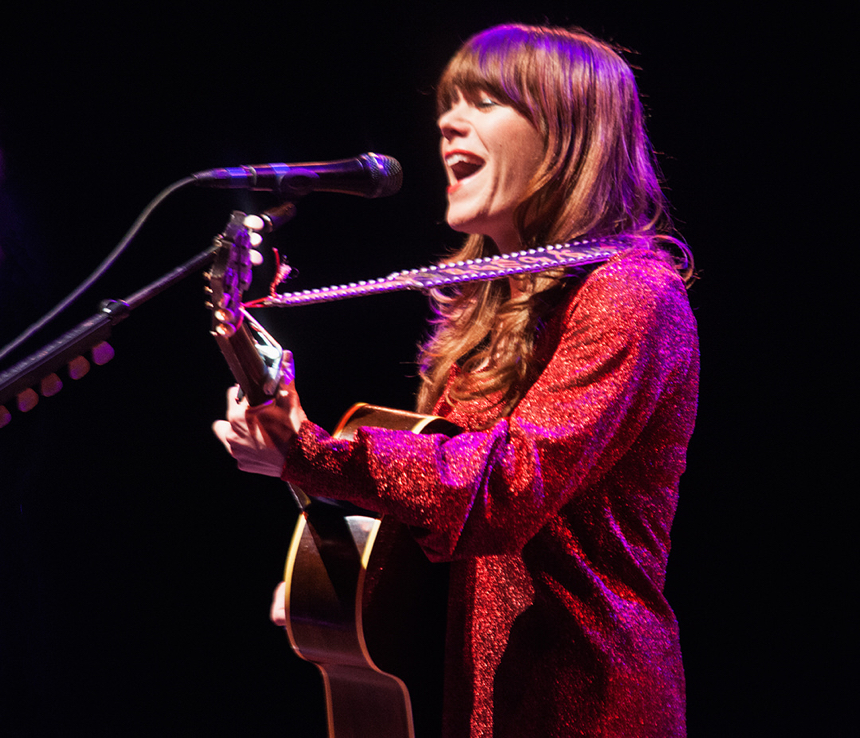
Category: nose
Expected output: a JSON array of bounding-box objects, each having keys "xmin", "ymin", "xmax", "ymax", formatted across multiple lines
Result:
[{"xmin": 438, "ymin": 98, "xmax": 469, "ymax": 141}]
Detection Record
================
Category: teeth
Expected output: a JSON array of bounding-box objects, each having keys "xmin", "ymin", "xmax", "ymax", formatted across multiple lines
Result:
[{"xmin": 445, "ymin": 152, "xmax": 484, "ymax": 167}]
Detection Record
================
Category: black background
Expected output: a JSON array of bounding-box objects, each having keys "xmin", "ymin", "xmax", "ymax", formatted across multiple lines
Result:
[{"xmin": 0, "ymin": 2, "xmax": 850, "ymax": 736}]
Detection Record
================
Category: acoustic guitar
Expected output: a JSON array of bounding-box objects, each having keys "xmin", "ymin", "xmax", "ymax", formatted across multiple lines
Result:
[{"xmin": 207, "ymin": 212, "xmax": 454, "ymax": 738}]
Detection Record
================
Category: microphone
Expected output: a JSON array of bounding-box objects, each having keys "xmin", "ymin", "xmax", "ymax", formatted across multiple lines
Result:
[{"xmin": 192, "ymin": 152, "xmax": 402, "ymax": 199}]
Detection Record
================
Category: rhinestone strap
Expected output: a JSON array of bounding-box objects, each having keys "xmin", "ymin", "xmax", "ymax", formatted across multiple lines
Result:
[{"xmin": 249, "ymin": 237, "xmax": 630, "ymax": 309}]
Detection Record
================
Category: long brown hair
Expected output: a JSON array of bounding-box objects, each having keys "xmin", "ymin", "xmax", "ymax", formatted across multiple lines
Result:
[{"xmin": 416, "ymin": 25, "xmax": 688, "ymax": 418}]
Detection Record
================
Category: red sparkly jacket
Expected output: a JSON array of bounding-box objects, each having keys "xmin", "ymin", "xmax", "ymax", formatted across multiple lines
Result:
[{"xmin": 283, "ymin": 248, "xmax": 699, "ymax": 737}]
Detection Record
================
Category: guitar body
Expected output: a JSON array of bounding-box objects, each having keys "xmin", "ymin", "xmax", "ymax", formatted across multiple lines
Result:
[{"xmin": 285, "ymin": 404, "xmax": 459, "ymax": 738}]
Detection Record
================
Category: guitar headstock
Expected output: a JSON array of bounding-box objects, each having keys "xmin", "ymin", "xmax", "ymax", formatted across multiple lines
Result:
[
  {"xmin": 206, "ymin": 211, "xmax": 290, "ymax": 406},
  {"xmin": 208, "ymin": 211, "xmax": 255, "ymax": 340}
]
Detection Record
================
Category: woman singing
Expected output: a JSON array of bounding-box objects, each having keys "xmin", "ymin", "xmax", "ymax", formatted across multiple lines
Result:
[{"xmin": 214, "ymin": 23, "xmax": 699, "ymax": 738}]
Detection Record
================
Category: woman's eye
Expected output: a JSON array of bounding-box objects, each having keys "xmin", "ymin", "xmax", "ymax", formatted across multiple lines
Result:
[{"xmin": 477, "ymin": 97, "xmax": 498, "ymax": 109}]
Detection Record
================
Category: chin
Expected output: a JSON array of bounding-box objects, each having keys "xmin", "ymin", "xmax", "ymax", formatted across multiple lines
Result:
[
  {"xmin": 446, "ymin": 220, "xmax": 473, "ymax": 235},
  {"xmin": 446, "ymin": 209, "xmax": 485, "ymax": 236}
]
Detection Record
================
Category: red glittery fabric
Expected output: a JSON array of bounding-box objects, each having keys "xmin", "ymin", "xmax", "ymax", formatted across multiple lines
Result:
[{"xmin": 283, "ymin": 248, "xmax": 699, "ymax": 737}]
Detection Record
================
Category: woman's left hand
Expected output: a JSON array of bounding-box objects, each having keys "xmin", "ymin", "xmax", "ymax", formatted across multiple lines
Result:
[{"xmin": 212, "ymin": 379, "xmax": 307, "ymax": 477}]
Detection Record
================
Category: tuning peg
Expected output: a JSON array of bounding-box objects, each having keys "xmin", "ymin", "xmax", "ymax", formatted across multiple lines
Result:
[
  {"xmin": 214, "ymin": 307, "xmax": 236, "ymax": 325},
  {"xmin": 243, "ymin": 214, "xmax": 265, "ymax": 232},
  {"xmin": 0, "ymin": 405, "xmax": 11, "ymax": 428},
  {"xmin": 213, "ymin": 323, "xmax": 236, "ymax": 338}
]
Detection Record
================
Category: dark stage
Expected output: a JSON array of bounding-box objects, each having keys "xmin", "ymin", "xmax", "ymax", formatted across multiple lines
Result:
[{"xmin": 0, "ymin": 3, "xmax": 850, "ymax": 736}]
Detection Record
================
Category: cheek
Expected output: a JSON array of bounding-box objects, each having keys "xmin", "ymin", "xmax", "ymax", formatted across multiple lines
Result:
[
  {"xmin": 503, "ymin": 127, "xmax": 543, "ymax": 192},
  {"xmin": 502, "ymin": 154, "xmax": 541, "ymax": 202}
]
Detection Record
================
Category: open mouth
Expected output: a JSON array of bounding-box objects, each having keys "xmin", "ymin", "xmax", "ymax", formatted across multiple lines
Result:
[{"xmin": 446, "ymin": 152, "xmax": 485, "ymax": 181}]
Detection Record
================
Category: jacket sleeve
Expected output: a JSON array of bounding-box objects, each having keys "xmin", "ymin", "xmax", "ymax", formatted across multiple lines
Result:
[{"xmin": 281, "ymin": 252, "xmax": 699, "ymax": 561}]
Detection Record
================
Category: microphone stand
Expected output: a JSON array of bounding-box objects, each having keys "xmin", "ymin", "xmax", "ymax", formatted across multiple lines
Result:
[{"xmin": 0, "ymin": 243, "xmax": 220, "ymax": 428}]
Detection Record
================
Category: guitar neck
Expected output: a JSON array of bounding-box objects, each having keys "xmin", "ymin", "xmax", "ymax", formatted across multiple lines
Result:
[
  {"xmin": 213, "ymin": 316, "xmax": 272, "ymax": 406},
  {"xmin": 206, "ymin": 211, "xmax": 290, "ymax": 407}
]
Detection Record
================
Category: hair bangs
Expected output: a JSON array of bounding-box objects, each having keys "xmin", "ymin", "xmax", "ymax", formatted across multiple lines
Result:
[{"xmin": 436, "ymin": 27, "xmax": 537, "ymax": 118}]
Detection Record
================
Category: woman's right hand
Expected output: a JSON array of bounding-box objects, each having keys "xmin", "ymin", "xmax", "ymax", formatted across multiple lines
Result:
[{"xmin": 270, "ymin": 581, "xmax": 287, "ymax": 626}]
